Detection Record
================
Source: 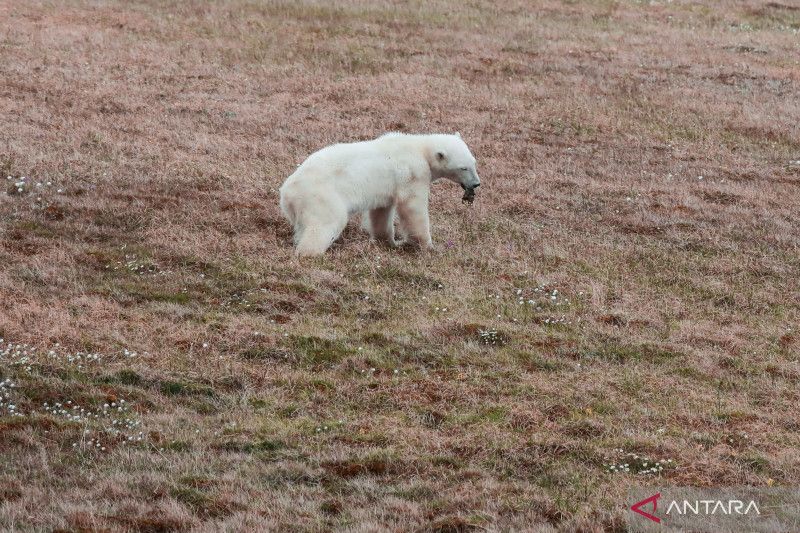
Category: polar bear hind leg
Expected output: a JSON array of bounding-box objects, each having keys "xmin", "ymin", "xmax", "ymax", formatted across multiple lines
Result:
[
  {"xmin": 362, "ymin": 205, "xmax": 397, "ymax": 245},
  {"xmin": 294, "ymin": 205, "xmax": 348, "ymax": 257}
]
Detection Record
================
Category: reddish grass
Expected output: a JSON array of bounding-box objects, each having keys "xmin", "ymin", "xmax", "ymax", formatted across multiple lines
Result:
[{"xmin": 1, "ymin": 0, "xmax": 799, "ymax": 530}]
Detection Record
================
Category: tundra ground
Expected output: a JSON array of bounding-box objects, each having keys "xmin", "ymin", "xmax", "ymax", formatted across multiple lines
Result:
[{"xmin": 1, "ymin": 0, "xmax": 798, "ymax": 531}]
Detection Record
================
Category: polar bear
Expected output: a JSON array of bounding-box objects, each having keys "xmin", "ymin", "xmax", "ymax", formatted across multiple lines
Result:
[{"xmin": 279, "ymin": 132, "xmax": 480, "ymax": 257}]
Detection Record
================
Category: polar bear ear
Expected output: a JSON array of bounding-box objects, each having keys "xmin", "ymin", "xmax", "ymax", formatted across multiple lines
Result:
[
  {"xmin": 455, "ymin": 132, "xmax": 461, "ymax": 138},
  {"xmin": 435, "ymin": 150, "xmax": 447, "ymax": 162}
]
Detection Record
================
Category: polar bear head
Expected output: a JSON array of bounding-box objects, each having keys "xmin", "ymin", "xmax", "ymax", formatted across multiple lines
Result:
[{"xmin": 429, "ymin": 133, "xmax": 481, "ymax": 191}]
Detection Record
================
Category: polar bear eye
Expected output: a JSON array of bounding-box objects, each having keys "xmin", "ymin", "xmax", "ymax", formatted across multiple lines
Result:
[{"xmin": 459, "ymin": 167, "xmax": 468, "ymax": 171}]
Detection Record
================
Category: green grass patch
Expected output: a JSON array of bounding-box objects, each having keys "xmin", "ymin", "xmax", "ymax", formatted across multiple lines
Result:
[
  {"xmin": 513, "ymin": 350, "xmax": 566, "ymax": 372},
  {"xmin": 287, "ymin": 335, "xmax": 351, "ymax": 366},
  {"xmin": 581, "ymin": 340, "xmax": 683, "ymax": 364},
  {"xmin": 216, "ymin": 438, "xmax": 286, "ymax": 454},
  {"xmin": 165, "ymin": 440, "xmax": 193, "ymax": 452},
  {"xmin": 101, "ymin": 369, "xmax": 145, "ymax": 387},
  {"xmin": 160, "ymin": 380, "xmax": 216, "ymax": 397},
  {"xmin": 375, "ymin": 266, "xmax": 444, "ymax": 292},
  {"xmin": 458, "ymin": 406, "xmax": 509, "ymax": 427}
]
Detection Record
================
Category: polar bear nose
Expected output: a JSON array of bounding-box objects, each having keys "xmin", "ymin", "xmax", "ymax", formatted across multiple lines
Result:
[{"xmin": 470, "ymin": 170, "xmax": 481, "ymax": 187}]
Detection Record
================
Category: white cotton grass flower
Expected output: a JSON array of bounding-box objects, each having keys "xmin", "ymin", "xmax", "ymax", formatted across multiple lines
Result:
[
  {"xmin": 1, "ymin": 338, "xmax": 146, "ymax": 451},
  {"xmin": 478, "ymin": 329, "xmax": 506, "ymax": 346},
  {"xmin": 604, "ymin": 449, "xmax": 675, "ymax": 476}
]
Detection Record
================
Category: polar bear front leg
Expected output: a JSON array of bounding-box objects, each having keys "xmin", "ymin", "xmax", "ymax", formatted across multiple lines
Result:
[{"xmin": 397, "ymin": 194, "xmax": 433, "ymax": 249}]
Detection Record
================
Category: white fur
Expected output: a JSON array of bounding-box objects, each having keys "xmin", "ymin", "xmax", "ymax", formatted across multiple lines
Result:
[{"xmin": 279, "ymin": 132, "xmax": 480, "ymax": 257}]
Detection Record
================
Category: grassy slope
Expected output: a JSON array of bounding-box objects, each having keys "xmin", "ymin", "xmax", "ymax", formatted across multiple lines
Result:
[{"xmin": 1, "ymin": 0, "xmax": 798, "ymax": 530}]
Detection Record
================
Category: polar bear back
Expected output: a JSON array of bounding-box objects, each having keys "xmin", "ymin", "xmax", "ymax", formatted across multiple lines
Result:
[{"xmin": 281, "ymin": 134, "xmax": 435, "ymax": 215}]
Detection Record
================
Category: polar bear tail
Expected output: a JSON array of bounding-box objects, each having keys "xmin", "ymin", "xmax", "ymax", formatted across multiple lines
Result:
[{"xmin": 279, "ymin": 191, "xmax": 295, "ymax": 226}]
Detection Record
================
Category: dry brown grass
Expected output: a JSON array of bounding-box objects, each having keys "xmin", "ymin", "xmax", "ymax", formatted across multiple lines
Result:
[{"xmin": 1, "ymin": 0, "xmax": 798, "ymax": 530}]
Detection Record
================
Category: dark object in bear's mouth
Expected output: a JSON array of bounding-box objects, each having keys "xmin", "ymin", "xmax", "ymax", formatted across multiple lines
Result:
[{"xmin": 461, "ymin": 185, "xmax": 477, "ymax": 205}]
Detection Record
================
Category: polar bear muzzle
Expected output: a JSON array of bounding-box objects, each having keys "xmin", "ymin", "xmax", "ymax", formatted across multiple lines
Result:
[{"xmin": 461, "ymin": 183, "xmax": 479, "ymax": 205}]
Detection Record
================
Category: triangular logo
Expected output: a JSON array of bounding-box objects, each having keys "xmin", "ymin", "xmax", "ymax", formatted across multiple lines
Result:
[{"xmin": 631, "ymin": 492, "xmax": 661, "ymax": 523}]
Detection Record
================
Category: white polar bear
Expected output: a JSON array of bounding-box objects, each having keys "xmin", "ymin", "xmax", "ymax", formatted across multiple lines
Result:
[{"xmin": 279, "ymin": 132, "xmax": 481, "ymax": 257}]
